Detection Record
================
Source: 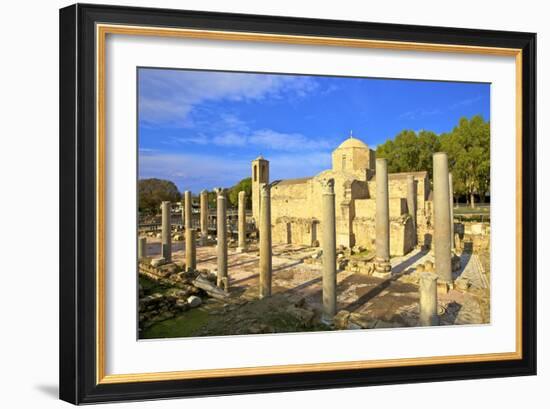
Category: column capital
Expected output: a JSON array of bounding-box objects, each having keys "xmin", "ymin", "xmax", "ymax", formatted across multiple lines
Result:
[
  {"xmin": 319, "ymin": 177, "xmax": 335, "ymax": 195},
  {"xmin": 214, "ymin": 187, "xmax": 225, "ymax": 197}
]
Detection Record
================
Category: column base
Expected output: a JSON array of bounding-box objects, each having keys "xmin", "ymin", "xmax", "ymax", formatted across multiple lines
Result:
[
  {"xmin": 437, "ymin": 281, "xmax": 454, "ymax": 294},
  {"xmin": 216, "ymin": 277, "xmax": 229, "ymax": 293},
  {"xmin": 372, "ymin": 271, "xmax": 392, "ymax": 279},
  {"xmin": 321, "ymin": 314, "xmax": 335, "ymax": 326},
  {"xmin": 373, "ymin": 257, "xmax": 392, "ymax": 278},
  {"xmin": 236, "ymin": 246, "xmax": 247, "ymax": 253}
]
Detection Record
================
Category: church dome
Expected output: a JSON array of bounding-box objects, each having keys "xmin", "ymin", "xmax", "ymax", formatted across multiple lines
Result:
[{"xmin": 336, "ymin": 136, "xmax": 369, "ymax": 150}]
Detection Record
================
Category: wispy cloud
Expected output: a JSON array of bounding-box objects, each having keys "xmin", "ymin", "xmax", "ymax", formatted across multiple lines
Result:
[
  {"xmin": 450, "ymin": 95, "xmax": 483, "ymax": 110},
  {"xmin": 399, "ymin": 108, "xmax": 441, "ymax": 121},
  {"xmin": 139, "ymin": 150, "xmax": 331, "ymax": 192},
  {"xmin": 138, "ymin": 69, "xmax": 319, "ymax": 127}
]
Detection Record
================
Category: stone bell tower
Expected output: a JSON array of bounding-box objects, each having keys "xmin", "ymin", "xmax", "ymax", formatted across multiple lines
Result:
[{"xmin": 251, "ymin": 156, "xmax": 269, "ymax": 223}]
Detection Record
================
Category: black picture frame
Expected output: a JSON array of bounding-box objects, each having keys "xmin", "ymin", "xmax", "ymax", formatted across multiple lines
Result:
[{"xmin": 59, "ymin": 3, "xmax": 536, "ymax": 405}]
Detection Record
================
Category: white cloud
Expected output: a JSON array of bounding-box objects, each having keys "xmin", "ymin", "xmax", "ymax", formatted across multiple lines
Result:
[
  {"xmin": 139, "ymin": 69, "xmax": 318, "ymax": 127},
  {"xmin": 138, "ymin": 150, "xmax": 332, "ymax": 192},
  {"xmin": 247, "ymin": 129, "xmax": 331, "ymax": 151}
]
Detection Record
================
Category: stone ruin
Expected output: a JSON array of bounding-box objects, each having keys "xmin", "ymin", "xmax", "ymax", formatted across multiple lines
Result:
[{"xmin": 138, "ymin": 137, "xmax": 490, "ymax": 336}]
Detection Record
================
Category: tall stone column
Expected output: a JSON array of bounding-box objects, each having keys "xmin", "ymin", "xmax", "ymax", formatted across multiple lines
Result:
[
  {"xmin": 449, "ymin": 172, "xmax": 455, "ymax": 250},
  {"xmin": 407, "ymin": 174, "xmax": 417, "ymax": 245},
  {"xmin": 184, "ymin": 190, "xmax": 192, "ymax": 230},
  {"xmin": 185, "ymin": 228, "xmax": 196, "ymax": 272},
  {"xmin": 419, "ymin": 272, "xmax": 439, "ymax": 326},
  {"xmin": 374, "ymin": 158, "xmax": 391, "ymax": 277},
  {"xmin": 321, "ymin": 178, "xmax": 337, "ymax": 321},
  {"xmin": 433, "ymin": 152, "xmax": 452, "ymax": 283},
  {"xmin": 259, "ymin": 185, "xmax": 272, "ymax": 299},
  {"xmin": 138, "ymin": 237, "xmax": 146, "ymax": 260},
  {"xmin": 215, "ymin": 188, "xmax": 228, "ymax": 291},
  {"xmin": 161, "ymin": 201, "xmax": 172, "ymax": 262},
  {"xmin": 200, "ymin": 189, "xmax": 208, "ymax": 244},
  {"xmin": 237, "ymin": 191, "xmax": 247, "ymax": 252}
]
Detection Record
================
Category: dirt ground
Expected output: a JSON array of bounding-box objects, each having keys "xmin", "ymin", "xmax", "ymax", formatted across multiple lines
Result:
[{"xmin": 140, "ymin": 237, "xmax": 490, "ymax": 339}]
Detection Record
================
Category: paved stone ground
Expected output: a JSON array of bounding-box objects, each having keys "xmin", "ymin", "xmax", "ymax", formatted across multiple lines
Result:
[{"xmin": 143, "ymin": 237, "xmax": 490, "ymax": 331}]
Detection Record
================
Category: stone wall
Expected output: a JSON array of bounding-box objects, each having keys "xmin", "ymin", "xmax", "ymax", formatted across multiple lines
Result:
[
  {"xmin": 456, "ymin": 221, "xmax": 490, "ymax": 253},
  {"xmin": 267, "ymin": 168, "xmax": 430, "ymax": 252},
  {"xmin": 355, "ymin": 197, "xmax": 407, "ymax": 219},
  {"xmin": 352, "ymin": 214, "xmax": 415, "ymax": 256},
  {"xmin": 272, "ymin": 217, "xmax": 320, "ymax": 246}
]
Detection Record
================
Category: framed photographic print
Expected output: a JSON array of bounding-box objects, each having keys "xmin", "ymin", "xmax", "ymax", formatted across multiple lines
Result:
[{"xmin": 59, "ymin": 3, "xmax": 536, "ymax": 404}]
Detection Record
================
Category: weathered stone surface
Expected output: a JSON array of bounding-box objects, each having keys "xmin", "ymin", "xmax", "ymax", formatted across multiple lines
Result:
[
  {"xmin": 321, "ymin": 178, "xmax": 337, "ymax": 321},
  {"xmin": 433, "ymin": 152, "xmax": 452, "ymax": 283},
  {"xmin": 215, "ymin": 188, "xmax": 228, "ymax": 289},
  {"xmin": 138, "ymin": 237, "xmax": 146, "ymax": 259},
  {"xmin": 375, "ymin": 158, "xmax": 391, "ymax": 276},
  {"xmin": 334, "ymin": 310, "xmax": 351, "ymax": 329},
  {"xmin": 419, "ymin": 272, "xmax": 439, "ymax": 326},
  {"xmin": 285, "ymin": 305, "xmax": 315, "ymax": 326},
  {"xmin": 187, "ymin": 295, "xmax": 202, "ymax": 308},
  {"xmin": 151, "ymin": 257, "xmax": 166, "ymax": 267},
  {"xmin": 161, "ymin": 201, "xmax": 172, "ymax": 262},
  {"xmin": 259, "ymin": 184, "xmax": 272, "ymax": 298}
]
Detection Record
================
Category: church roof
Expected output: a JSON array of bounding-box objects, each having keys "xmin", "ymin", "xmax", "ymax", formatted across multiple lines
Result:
[{"xmin": 336, "ymin": 136, "xmax": 369, "ymax": 150}]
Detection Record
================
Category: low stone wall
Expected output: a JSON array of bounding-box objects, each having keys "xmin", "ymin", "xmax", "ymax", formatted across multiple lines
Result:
[
  {"xmin": 272, "ymin": 217, "xmax": 319, "ymax": 246},
  {"xmin": 455, "ymin": 221, "xmax": 490, "ymax": 253},
  {"xmin": 352, "ymin": 214, "xmax": 415, "ymax": 256}
]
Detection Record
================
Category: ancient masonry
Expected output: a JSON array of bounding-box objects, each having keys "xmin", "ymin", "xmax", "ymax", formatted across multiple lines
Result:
[
  {"xmin": 142, "ymin": 136, "xmax": 458, "ymax": 327},
  {"xmin": 252, "ymin": 137, "xmax": 428, "ymax": 256}
]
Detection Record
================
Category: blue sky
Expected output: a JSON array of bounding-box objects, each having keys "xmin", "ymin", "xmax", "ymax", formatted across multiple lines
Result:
[{"xmin": 138, "ymin": 68, "xmax": 490, "ymax": 193}]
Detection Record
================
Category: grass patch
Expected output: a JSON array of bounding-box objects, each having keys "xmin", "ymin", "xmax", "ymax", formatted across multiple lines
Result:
[
  {"xmin": 139, "ymin": 275, "xmax": 171, "ymax": 295},
  {"xmin": 141, "ymin": 308, "xmax": 210, "ymax": 339}
]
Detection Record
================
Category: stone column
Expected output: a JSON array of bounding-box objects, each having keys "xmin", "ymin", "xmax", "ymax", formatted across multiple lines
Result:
[
  {"xmin": 138, "ymin": 237, "xmax": 146, "ymax": 260},
  {"xmin": 237, "ymin": 191, "xmax": 247, "ymax": 252},
  {"xmin": 184, "ymin": 190, "xmax": 192, "ymax": 230},
  {"xmin": 419, "ymin": 272, "xmax": 439, "ymax": 326},
  {"xmin": 321, "ymin": 178, "xmax": 337, "ymax": 321},
  {"xmin": 433, "ymin": 152, "xmax": 452, "ymax": 283},
  {"xmin": 161, "ymin": 201, "xmax": 172, "ymax": 262},
  {"xmin": 407, "ymin": 174, "xmax": 417, "ymax": 245},
  {"xmin": 215, "ymin": 188, "xmax": 228, "ymax": 290},
  {"xmin": 374, "ymin": 158, "xmax": 391, "ymax": 277},
  {"xmin": 259, "ymin": 185, "xmax": 272, "ymax": 298},
  {"xmin": 200, "ymin": 190, "xmax": 208, "ymax": 244},
  {"xmin": 449, "ymin": 172, "xmax": 455, "ymax": 250},
  {"xmin": 185, "ymin": 228, "xmax": 196, "ymax": 272}
]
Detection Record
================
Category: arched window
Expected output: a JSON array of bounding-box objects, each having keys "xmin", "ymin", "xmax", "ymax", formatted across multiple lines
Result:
[
  {"xmin": 253, "ymin": 165, "xmax": 257, "ymax": 181},
  {"xmin": 342, "ymin": 154, "xmax": 347, "ymax": 170}
]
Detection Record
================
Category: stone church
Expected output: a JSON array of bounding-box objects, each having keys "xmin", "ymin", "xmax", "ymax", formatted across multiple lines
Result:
[{"xmin": 251, "ymin": 136, "xmax": 433, "ymax": 256}]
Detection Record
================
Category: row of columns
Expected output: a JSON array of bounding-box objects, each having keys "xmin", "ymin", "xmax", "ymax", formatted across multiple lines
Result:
[
  {"xmin": 152, "ymin": 153, "xmax": 453, "ymax": 326},
  {"xmin": 319, "ymin": 154, "xmax": 454, "ymax": 325}
]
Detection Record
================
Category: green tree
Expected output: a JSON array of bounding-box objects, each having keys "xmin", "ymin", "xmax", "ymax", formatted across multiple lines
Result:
[
  {"xmin": 376, "ymin": 130, "xmax": 440, "ymax": 178},
  {"xmin": 138, "ymin": 178, "xmax": 181, "ymax": 214},
  {"xmin": 441, "ymin": 115, "xmax": 490, "ymax": 208},
  {"xmin": 228, "ymin": 177, "xmax": 252, "ymax": 209}
]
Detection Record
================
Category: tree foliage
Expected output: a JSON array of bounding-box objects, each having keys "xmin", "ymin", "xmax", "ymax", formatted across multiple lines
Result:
[
  {"xmin": 440, "ymin": 115, "xmax": 490, "ymax": 207},
  {"xmin": 138, "ymin": 178, "xmax": 181, "ymax": 214},
  {"xmin": 376, "ymin": 130, "xmax": 440, "ymax": 178},
  {"xmin": 376, "ymin": 115, "xmax": 490, "ymax": 207},
  {"xmin": 227, "ymin": 177, "xmax": 252, "ymax": 209}
]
